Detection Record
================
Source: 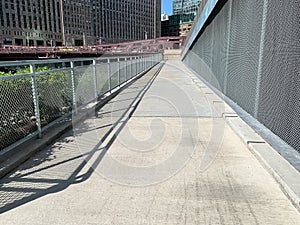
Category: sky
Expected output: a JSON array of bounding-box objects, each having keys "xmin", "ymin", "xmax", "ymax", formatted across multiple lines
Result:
[{"xmin": 161, "ymin": 0, "xmax": 172, "ymax": 15}]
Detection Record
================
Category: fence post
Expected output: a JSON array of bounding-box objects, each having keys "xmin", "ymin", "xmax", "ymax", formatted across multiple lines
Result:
[
  {"xmin": 118, "ymin": 58, "xmax": 121, "ymax": 86},
  {"xmin": 135, "ymin": 57, "xmax": 138, "ymax": 76},
  {"xmin": 70, "ymin": 61, "xmax": 77, "ymax": 114},
  {"xmin": 130, "ymin": 57, "xmax": 133, "ymax": 78},
  {"xmin": 139, "ymin": 56, "xmax": 141, "ymax": 73},
  {"xmin": 107, "ymin": 58, "xmax": 111, "ymax": 93},
  {"xmin": 125, "ymin": 57, "xmax": 127, "ymax": 82},
  {"xmin": 142, "ymin": 56, "xmax": 144, "ymax": 72},
  {"xmin": 136, "ymin": 56, "xmax": 139, "ymax": 74},
  {"xmin": 93, "ymin": 59, "xmax": 98, "ymax": 99},
  {"xmin": 30, "ymin": 64, "xmax": 42, "ymax": 138}
]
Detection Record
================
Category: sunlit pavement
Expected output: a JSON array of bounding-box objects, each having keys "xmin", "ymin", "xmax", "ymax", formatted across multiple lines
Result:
[{"xmin": 1, "ymin": 60, "xmax": 300, "ymax": 224}]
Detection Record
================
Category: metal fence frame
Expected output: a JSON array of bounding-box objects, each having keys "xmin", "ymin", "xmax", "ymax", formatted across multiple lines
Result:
[{"xmin": 0, "ymin": 53, "xmax": 163, "ymax": 155}]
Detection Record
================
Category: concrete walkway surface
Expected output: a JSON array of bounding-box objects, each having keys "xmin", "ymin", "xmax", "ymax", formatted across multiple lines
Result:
[{"xmin": 0, "ymin": 60, "xmax": 300, "ymax": 224}]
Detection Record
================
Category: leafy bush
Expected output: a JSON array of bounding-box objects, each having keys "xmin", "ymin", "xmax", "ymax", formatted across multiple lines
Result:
[{"xmin": 0, "ymin": 66, "xmax": 72, "ymax": 150}]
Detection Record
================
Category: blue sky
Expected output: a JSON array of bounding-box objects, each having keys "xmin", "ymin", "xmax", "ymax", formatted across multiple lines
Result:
[{"xmin": 161, "ymin": 0, "xmax": 172, "ymax": 15}]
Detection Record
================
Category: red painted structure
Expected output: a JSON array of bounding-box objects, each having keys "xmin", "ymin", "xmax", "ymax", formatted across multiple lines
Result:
[{"xmin": 0, "ymin": 36, "xmax": 186, "ymax": 60}]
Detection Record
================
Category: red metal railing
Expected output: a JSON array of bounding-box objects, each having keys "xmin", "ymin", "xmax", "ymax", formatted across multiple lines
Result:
[{"xmin": 0, "ymin": 36, "xmax": 186, "ymax": 56}]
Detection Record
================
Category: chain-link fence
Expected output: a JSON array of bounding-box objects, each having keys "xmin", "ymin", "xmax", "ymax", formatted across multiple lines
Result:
[
  {"xmin": 0, "ymin": 54, "xmax": 162, "ymax": 152},
  {"xmin": 183, "ymin": 0, "xmax": 300, "ymax": 153},
  {"xmin": 0, "ymin": 74, "xmax": 35, "ymax": 150}
]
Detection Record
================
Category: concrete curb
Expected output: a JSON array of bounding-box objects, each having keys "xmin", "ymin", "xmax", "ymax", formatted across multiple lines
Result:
[
  {"xmin": 0, "ymin": 120, "xmax": 72, "ymax": 178},
  {"xmin": 0, "ymin": 63, "xmax": 164, "ymax": 178},
  {"xmin": 224, "ymin": 115, "xmax": 300, "ymax": 212}
]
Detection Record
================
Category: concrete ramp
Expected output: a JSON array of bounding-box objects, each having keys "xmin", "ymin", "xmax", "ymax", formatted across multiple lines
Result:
[
  {"xmin": 164, "ymin": 49, "xmax": 182, "ymax": 60},
  {"xmin": 0, "ymin": 60, "xmax": 299, "ymax": 224}
]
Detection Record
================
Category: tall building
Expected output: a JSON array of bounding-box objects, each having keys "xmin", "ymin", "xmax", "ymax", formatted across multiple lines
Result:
[
  {"xmin": 0, "ymin": 0, "xmax": 63, "ymax": 46},
  {"xmin": 0, "ymin": 0, "xmax": 161, "ymax": 46},
  {"xmin": 161, "ymin": 13, "xmax": 194, "ymax": 37},
  {"xmin": 162, "ymin": 0, "xmax": 202, "ymax": 37},
  {"xmin": 172, "ymin": 0, "xmax": 202, "ymax": 15},
  {"xmin": 62, "ymin": 0, "xmax": 94, "ymax": 46},
  {"xmin": 88, "ymin": 0, "xmax": 161, "ymax": 45}
]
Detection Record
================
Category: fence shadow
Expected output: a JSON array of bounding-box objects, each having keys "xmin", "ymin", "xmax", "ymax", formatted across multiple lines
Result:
[{"xmin": 0, "ymin": 69, "xmax": 158, "ymax": 214}]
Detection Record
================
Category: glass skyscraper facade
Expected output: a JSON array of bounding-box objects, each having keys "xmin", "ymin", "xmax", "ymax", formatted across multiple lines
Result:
[{"xmin": 172, "ymin": 0, "xmax": 202, "ymax": 15}]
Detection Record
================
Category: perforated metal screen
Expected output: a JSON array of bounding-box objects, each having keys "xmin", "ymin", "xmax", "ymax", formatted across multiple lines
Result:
[
  {"xmin": 258, "ymin": 1, "xmax": 300, "ymax": 152},
  {"xmin": 183, "ymin": 0, "xmax": 300, "ymax": 153}
]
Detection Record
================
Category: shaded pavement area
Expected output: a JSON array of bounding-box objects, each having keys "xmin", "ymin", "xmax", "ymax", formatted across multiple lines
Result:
[{"xmin": 0, "ymin": 60, "xmax": 299, "ymax": 224}]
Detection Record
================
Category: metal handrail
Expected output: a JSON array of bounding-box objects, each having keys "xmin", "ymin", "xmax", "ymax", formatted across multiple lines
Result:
[{"xmin": 0, "ymin": 53, "xmax": 163, "ymax": 153}]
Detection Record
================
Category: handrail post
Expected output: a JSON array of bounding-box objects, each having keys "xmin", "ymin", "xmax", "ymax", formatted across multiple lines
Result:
[
  {"xmin": 125, "ymin": 57, "xmax": 127, "ymax": 82},
  {"xmin": 93, "ymin": 59, "xmax": 98, "ymax": 100},
  {"xmin": 70, "ymin": 61, "xmax": 77, "ymax": 114},
  {"xmin": 136, "ymin": 56, "xmax": 138, "ymax": 74},
  {"xmin": 130, "ymin": 57, "xmax": 132, "ymax": 78},
  {"xmin": 107, "ymin": 58, "xmax": 111, "ymax": 93},
  {"xmin": 118, "ymin": 58, "xmax": 121, "ymax": 87},
  {"xmin": 137, "ymin": 56, "xmax": 139, "ymax": 74},
  {"xmin": 135, "ymin": 57, "xmax": 138, "ymax": 76},
  {"xmin": 30, "ymin": 64, "xmax": 42, "ymax": 138},
  {"xmin": 139, "ymin": 56, "xmax": 141, "ymax": 73}
]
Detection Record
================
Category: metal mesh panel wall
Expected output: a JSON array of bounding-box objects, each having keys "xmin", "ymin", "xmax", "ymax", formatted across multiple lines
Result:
[
  {"xmin": 195, "ymin": 26, "xmax": 214, "ymax": 83},
  {"xmin": 258, "ymin": 1, "xmax": 300, "ymax": 151},
  {"xmin": 226, "ymin": 0, "xmax": 263, "ymax": 115},
  {"xmin": 183, "ymin": 0, "xmax": 300, "ymax": 153},
  {"xmin": 211, "ymin": 1, "xmax": 230, "ymax": 91},
  {"xmin": 184, "ymin": 1, "xmax": 229, "ymax": 89}
]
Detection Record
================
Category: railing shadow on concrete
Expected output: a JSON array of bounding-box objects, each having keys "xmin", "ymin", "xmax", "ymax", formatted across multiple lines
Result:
[{"xmin": 0, "ymin": 59, "xmax": 164, "ymax": 214}]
